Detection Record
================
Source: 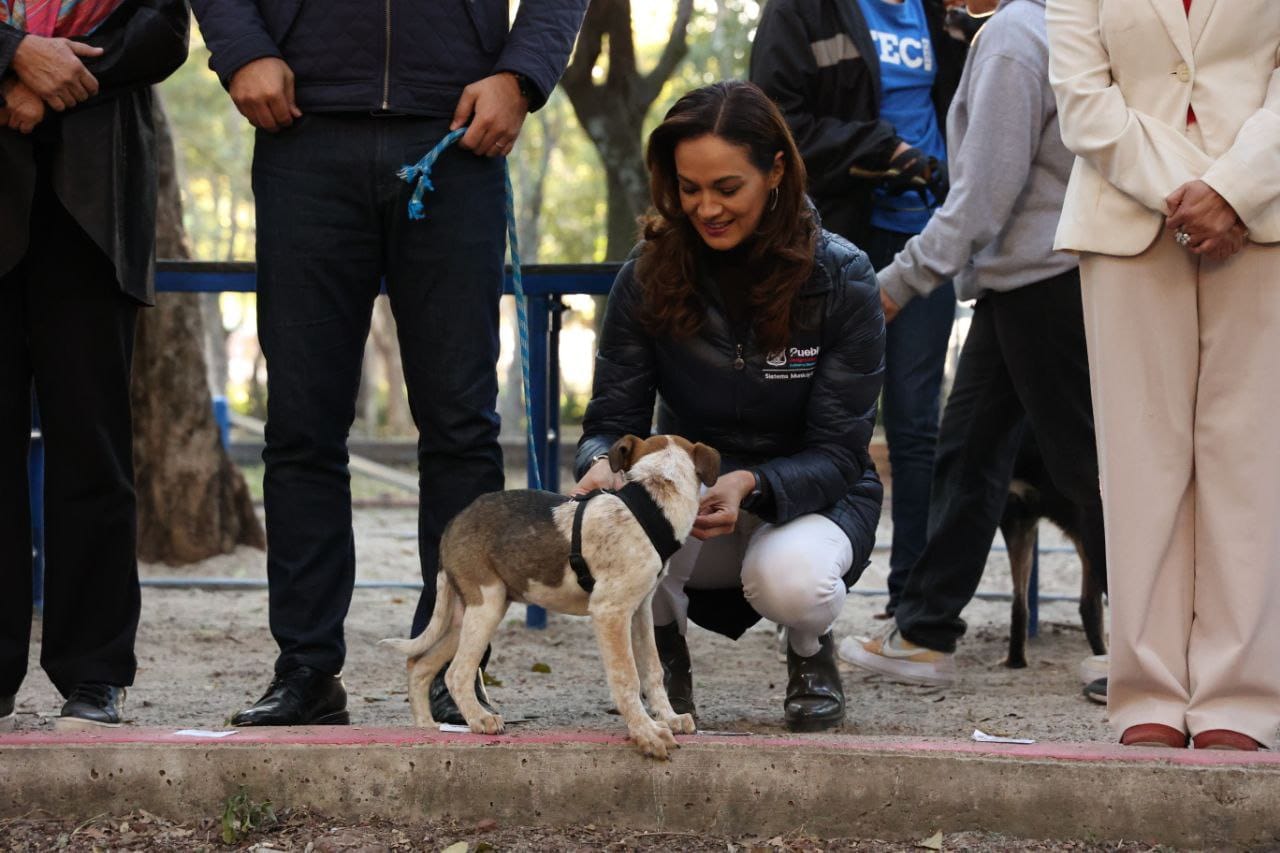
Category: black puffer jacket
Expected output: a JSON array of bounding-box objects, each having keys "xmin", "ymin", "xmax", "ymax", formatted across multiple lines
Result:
[
  {"xmin": 750, "ymin": 0, "xmax": 965, "ymax": 246},
  {"xmin": 576, "ymin": 227, "xmax": 885, "ymax": 634}
]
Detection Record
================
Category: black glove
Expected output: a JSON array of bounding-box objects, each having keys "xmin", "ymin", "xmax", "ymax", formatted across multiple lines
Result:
[
  {"xmin": 925, "ymin": 158, "xmax": 949, "ymax": 206},
  {"xmin": 882, "ymin": 146, "xmax": 949, "ymax": 207}
]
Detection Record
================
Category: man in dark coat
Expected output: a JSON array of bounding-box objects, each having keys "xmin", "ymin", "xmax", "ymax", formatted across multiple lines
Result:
[
  {"xmin": 189, "ymin": 0, "xmax": 588, "ymax": 726},
  {"xmin": 0, "ymin": 0, "xmax": 190, "ymax": 730}
]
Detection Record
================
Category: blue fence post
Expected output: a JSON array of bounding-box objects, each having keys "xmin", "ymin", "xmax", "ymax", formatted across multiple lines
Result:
[
  {"xmin": 212, "ymin": 394, "xmax": 231, "ymax": 449},
  {"xmin": 543, "ymin": 298, "xmax": 565, "ymax": 493},
  {"xmin": 524, "ymin": 292, "xmax": 551, "ymax": 630},
  {"xmin": 29, "ymin": 397, "xmax": 45, "ymax": 615}
]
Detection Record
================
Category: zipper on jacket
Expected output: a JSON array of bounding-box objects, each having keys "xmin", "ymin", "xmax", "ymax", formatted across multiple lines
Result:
[{"xmin": 381, "ymin": 0, "xmax": 392, "ymax": 109}]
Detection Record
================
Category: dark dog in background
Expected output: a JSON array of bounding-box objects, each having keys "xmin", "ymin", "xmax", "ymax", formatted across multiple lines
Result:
[{"xmin": 999, "ymin": 435, "xmax": 1107, "ymax": 668}]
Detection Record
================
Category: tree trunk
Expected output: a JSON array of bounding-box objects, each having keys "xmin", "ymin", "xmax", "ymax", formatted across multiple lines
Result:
[
  {"xmin": 130, "ymin": 92, "xmax": 265, "ymax": 565},
  {"xmin": 370, "ymin": 298, "xmax": 411, "ymax": 435},
  {"xmin": 562, "ymin": 0, "xmax": 694, "ymax": 261},
  {"xmin": 603, "ymin": 139, "xmax": 648, "ymax": 260},
  {"xmin": 200, "ymin": 294, "xmax": 228, "ymax": 396}
]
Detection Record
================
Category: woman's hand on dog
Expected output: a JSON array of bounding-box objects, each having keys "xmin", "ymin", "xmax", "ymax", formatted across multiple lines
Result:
[
  {"xmin": 692, "ymin": 470, "xmax": 756, "ymax": 540},
  {"xmin": 571, "ymin": 458, "xmax": 624, "ymax": 495}
]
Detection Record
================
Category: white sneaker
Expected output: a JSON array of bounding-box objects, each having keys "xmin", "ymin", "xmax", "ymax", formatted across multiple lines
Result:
[
  {"xmin": 1079, "ymin": 654, "xmax": 1108, "ymax": 685},
  {"xmin": 837, "ymin": 625, "xmax": 957, "ymax": 687}
]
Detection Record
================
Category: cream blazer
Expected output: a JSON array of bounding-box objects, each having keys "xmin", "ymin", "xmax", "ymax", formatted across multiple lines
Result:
[{"xmin": 1046, "ymin": 0, "xmax": 1280, "ymax": 255}]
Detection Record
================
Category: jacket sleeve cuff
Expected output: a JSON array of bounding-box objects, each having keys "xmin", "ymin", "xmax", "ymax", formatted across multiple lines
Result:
[
  {"xmin": 0, "ymin": 24, "xmax": 24, "ymax": 80},
  {"xmin": 1201, "ymin": 156, "xmax": 1269, "ymax": 231},
  {"xmin": 574, "ymin": 436, "xmax": 616, "ymax": 480},
  {"xmin": 493, "ymin": 49, "xmax": 553, "ymax": 111},
  {"xmin": 207, "ymin": 30, "xmax": 281, "ymax": 89},
  {"xmin": 876, "ymin": 266, "xmax": 919, "ymax": 312}
]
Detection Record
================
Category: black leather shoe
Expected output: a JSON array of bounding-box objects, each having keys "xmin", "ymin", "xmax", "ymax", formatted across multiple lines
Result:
[
  {"xmin": 231, "ymin": 666, "xmax": 349, "ymax": 726},
  {"xmin": 57, "ymin": 683, "xmax": 126, "ymax": 729},
  {"xmin": 429, "ymin": 646, "xmax": 495, "ymax": 725},
  {"xmin": 655, "ymin": 621, "xmax": 696, "ymax": 718},
  {"xmin": 784, "ymin": 632, "xmax": 845, "ymax": 732},
  {"xmin": 1, "ymin": 693, "xmax": 16, "ymax": 731}
]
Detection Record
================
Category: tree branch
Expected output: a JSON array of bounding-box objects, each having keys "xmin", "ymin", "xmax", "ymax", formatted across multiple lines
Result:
[
  {"xmin": 638, "ymin": 0, "xmax": 694, "ymax": 108},
  {"xmin": 561, "ymin": 0, "xmax": 608, "ymax": 94}
]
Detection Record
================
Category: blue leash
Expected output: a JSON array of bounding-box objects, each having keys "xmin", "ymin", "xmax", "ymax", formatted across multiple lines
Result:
[{"xmin": 398, "ymin": 127, "xmax": 542, "ymax": 491}]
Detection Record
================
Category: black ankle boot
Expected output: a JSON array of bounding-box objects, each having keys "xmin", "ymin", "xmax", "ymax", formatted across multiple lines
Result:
[
  {"xmin": 654, "ymin": 622, "xmax": 695, "ymax": 718},
  {"xmin": 784, "ymin": 632, "xmax": 844, "ymax": 732},
  {"xmin": 429, "ymin": 646, "xmax": 494, "ymax": 725}
]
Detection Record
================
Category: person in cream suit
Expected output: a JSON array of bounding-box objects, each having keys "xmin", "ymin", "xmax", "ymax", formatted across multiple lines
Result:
[{"xmin": 1047, "ymin": 0, "xmax": 1280, "ymax": 750}]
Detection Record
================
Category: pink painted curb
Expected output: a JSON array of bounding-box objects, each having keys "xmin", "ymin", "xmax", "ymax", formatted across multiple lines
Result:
[{"xmin": 2, "ymin": 726, "xmax": 1276, "ymax": 767}]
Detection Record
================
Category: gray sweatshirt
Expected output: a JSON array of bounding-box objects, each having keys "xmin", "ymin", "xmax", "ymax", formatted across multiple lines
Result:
[{"xmin": 876, "ymin": 0, "xmax": 1077, "ymax": 308}]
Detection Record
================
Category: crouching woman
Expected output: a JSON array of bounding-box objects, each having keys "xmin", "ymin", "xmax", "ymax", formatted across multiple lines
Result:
[{"xmin": 575, "ymin": 81, "xmax": 885, "ymax": 732}]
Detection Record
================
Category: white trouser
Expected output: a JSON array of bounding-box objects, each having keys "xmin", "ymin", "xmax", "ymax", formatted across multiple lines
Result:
[
  {"xmin": 1082, "ymin": 230, "xmax": 1280, "ymax": 746},
  {"xmin": 652, "ymin": 513, "xmax": 853, "ymax": 657}
]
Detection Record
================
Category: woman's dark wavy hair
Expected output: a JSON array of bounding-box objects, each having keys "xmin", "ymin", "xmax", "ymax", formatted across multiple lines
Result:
[{"xmin": 637, "ymin": 81, "xmax": 816, "ymax": 353}]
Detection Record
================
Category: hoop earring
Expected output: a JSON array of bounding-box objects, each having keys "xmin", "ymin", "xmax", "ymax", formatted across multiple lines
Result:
[{"xmin": 769, "ymin": 186, "xmax": 779, "ymax": 211}]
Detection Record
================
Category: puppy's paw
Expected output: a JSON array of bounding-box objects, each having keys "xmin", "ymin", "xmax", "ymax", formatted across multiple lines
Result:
[
  {"xmin": 468, "ymin": 713, "xmax": 505, "ymax": 735},
  {"xmin": 630, "ymin": 720, "xmax": 677, "ymax": 760},
  {"xmin": 660, "ymin": 712, "xmax": 696, "ymax": 735}
]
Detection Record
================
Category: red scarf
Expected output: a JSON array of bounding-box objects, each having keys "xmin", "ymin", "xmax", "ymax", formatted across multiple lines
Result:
[{"xmin": 1, "ymin": 0, "xmax": 125, "ymax": 37}]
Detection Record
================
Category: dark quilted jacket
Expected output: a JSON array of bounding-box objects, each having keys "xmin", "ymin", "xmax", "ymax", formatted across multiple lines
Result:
[
  {"xmin": 189, "ymin": 0, "xmax": 587, "ymax": 115},
  {"xmin": 575, "ymin": 227, "xmax": 885, "ymax": 635}
]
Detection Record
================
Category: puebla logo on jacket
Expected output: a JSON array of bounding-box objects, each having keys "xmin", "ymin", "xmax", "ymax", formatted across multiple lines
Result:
[{"xmin": 763, "ymin": 345, "xmax": 819, "ymax": 380}]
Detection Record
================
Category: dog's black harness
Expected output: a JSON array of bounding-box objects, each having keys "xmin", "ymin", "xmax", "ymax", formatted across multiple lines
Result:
[{"xmin": 568, "ymin": 482, "xmax": 683, "ymax": 594}]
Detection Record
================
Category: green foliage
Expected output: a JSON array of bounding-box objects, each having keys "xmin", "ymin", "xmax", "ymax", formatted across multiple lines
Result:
[
  {"xmin": 219, "ymin": 786, "xmax": 276, "ymax": 845},
  {"xmin": 159, "ymin": 28, "xmax": 256, "ymax": 261}
]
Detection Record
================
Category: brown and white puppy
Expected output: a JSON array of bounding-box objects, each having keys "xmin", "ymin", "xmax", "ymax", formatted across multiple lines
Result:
[{"xmin": 380, "ymin": 434, "xmax": 720, "ymax": 760}]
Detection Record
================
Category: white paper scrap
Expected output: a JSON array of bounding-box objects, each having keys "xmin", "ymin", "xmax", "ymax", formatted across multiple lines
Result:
[
  {"xmin": 438, "ymin": 723, "xmax": 474, "ymax": 733},
  {"xmin": 972, "ymin": 728, "xmax": 1035, "ymax": 745},
  {"xmin": 173, "ymin": 729, "xmax": 239, "ymax": 738}
]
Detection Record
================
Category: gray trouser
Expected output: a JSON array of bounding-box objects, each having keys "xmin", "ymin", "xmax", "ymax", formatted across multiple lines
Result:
[{"xmin": 652, "ymin": 513, "xmax": 853, "ymax": 657}]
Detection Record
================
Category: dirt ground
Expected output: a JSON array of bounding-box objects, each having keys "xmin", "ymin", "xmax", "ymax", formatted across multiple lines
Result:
[
  {"xmin": 13, "ymin": 498, "xmax": 1114, "ymax": 740},
  {"xmin": 6, "ymin": 485, "xmax": 1184, "ymax": 851},
  {"xmin": 0, "ymin": 809, "xmax": 1173, "ymax": 853}
]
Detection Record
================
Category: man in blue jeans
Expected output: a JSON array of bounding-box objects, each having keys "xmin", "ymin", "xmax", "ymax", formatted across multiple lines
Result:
[
  {"xmin": 752, "ymin": 0, "xmax": 965, "ymax": 616},
  {"xmin": 189, "ymin": 0, "xmax": 587, "ymax": 726}
]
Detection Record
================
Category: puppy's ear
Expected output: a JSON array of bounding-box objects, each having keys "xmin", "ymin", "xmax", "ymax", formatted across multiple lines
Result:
[
  {"xmin": 608, "ymin": 435, "xmax": 642, "ymax": 473},
  {"xmin": 692, "ymin": 443, "xmax": 721, "ymax": 487}
]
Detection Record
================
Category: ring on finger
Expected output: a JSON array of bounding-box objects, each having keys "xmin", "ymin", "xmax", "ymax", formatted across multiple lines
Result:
[{"xmin": 1175, "ymin": 228, "xmax": 1191, "ymax": 247}]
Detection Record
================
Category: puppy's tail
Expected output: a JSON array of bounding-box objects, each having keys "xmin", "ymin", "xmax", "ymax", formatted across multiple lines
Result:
[{"xmin": 378, "ymin": 573, "xmax": 457, "ymax": 658}]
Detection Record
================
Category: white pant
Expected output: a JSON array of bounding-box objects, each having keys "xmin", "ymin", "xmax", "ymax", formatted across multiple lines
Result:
[
  {"xmin": 652, "ymin": 513, "xmax": 853, "ymax": 657},
  {"xmin": 1082, "ymin": 229, "xmax": 1280, "ymax": 746}
]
